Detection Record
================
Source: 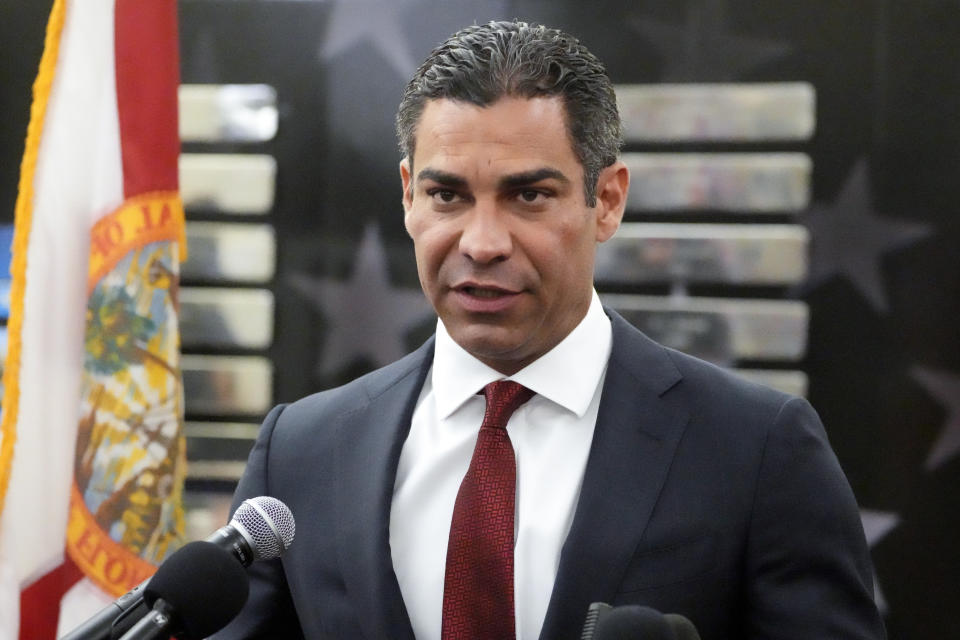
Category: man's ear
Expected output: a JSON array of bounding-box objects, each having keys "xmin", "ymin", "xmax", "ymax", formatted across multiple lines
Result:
[
  {"xmin": 594, "ymin": 161, "xmax": 629, "ymax": 243},
  {"xmin": 400, "ymin": 157, "xmax": 413, "ymax": 215}
]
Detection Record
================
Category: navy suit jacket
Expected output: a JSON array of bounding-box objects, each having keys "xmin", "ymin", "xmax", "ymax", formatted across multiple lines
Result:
[{"xmin": 212, "ymin": 310, "xmax": 885, "ymax": 639}]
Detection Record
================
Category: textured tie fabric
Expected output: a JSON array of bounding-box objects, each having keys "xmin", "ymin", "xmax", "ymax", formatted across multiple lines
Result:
[{"xmin": 441, "ymin": 381, "xmax": 535, "ymax": 640}]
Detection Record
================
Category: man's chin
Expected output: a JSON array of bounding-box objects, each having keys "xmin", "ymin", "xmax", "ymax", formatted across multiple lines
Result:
[{"xmin": 448, "ymin": 326, "xmax": 536, "ymax": 374}]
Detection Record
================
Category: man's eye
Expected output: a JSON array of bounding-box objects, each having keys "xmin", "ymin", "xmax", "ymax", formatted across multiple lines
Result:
[
  {"xmin": 428, "ymin": 189, "xmax": 459, "ymax": 203},
  {"xmin": 518, "ymin": 189, "xmax": 545, "ymax": 203}
]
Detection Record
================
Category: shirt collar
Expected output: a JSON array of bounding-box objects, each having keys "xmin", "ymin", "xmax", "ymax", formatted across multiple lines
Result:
[{"xmin": 432, "ymin": 290, "xmax": 612, "ymax": 420}]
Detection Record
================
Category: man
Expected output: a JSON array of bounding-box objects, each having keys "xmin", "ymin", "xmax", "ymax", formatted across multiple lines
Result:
[{"xmin": 213, "ymin": 21, "xmax": 885, "ymax": 640}]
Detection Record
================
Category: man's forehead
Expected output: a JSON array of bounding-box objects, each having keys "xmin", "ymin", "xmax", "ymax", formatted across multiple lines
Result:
[
  {"xmin": 419, "ymin": 94, "xmax": 568, "ymax": 118},
  {"xmin": 409, "ymin": 96, "xmax": 578, "ymax": 180},
  {"xmin": 414, "ymin": 96, "xmax": 569, "ymax": 145}
]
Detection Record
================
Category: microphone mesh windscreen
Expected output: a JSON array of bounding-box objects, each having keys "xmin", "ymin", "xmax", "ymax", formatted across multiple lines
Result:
[
  {"xmin": 144, "ymin": 540, "xmax": 249, "ymax": 639},
  {"xmin": 596, "ymin": 605, "xmax": 675, "ymax": 640},
  {"xmin": 232, "ymin": 496, "xmax": 296, "ymax": 561}
]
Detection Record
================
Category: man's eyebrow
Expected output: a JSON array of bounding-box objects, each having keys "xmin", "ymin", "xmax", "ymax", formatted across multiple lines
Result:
[
  {"xmin": 499, "ymin": 168, "xmax": 570, "ymax": 189},
  {"xmin": 416, "ymin": 168, "xmax": 467, "ymax": 188}
]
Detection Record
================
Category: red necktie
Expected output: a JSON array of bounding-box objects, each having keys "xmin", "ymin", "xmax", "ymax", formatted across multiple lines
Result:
[{"xmin": 441, "ymin": 381, "xmax": 534, "ymax": 640}]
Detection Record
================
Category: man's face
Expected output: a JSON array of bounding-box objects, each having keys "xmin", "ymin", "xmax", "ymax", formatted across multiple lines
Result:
[{"xmin": 401, "ymin": 96, "xmax": 628, "ymax": 375}]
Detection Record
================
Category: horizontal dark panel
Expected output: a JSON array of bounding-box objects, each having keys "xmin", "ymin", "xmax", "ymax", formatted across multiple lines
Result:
[{"xmin": 186, "ymin": 420, "xmax": 257, "ymax": 462}]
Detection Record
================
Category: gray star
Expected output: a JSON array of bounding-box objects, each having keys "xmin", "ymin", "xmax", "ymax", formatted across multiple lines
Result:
[
  {"xmin": 318, "ymin": 0, "xmax": 419, "ymax": 78},
  {"xmin": 860, "ymin": 509, "xmax": 900, "ymax": 615},
  {"xmin": 289, "ymin": 223, "xmax": 434, "ymax": 377},
  {"xmin": 910, "ymin": 366, "xmax": 960, "ymax": 471},
  {"xmin": 631, "ymin": 0, "xmax": 791, "ymax": 81},
  {"xmin": 801, "ymin": 159, "xmax": 932, "ymax": 314}
]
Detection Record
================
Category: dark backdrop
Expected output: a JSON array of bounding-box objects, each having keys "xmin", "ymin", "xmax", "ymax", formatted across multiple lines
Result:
[{"xmin": 2, "ymin": 1, "xmax": 958, "ymax": 637}]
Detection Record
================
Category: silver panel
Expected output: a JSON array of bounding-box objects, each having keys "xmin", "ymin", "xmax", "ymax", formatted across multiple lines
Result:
[
  {"xmin": 617, "ymin": 82, "xmax": 815, "ymax": 142},
  {"xmin": 623, "ymin": 153, "xmax": 811, "ymax": 213},
  {"xmin": 183, "ymin": 222, "xmax": 276, "ymax": 283},
  {"xmin": 596, "ymin": 223, "xmax": 808, "ymax": 285},
  {"xmin": 732, "ymin": 369, "xmax": 809, "ymax": 397},
  {"xmin": 179, "ymin": 288, "xmax": 274, "ymax": 350},
  {"xmin": 602, "ymin": 294, "xmax": 808, "ymax": 363},
  {"xmin": 182, "ymin": 354, "xmax": 273, "ymax": 416},
  {"xmin": 186, "ymin": 461, "xmax": 248, "ymax": 483},
  {"xmin": 179, "ymin": 153, "xmax": 276, "ymax": 214},
  {"xmin": 186, "ymin": 421, "xmax": 260, "ymax": 440},
  {"xmin": 179, "ymin": 84, "xmax": 278, "ymax": 143}
]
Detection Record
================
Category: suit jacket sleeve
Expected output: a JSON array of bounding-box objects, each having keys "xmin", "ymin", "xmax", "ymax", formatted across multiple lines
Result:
[
  {"xmin": 209, "ymin": 404, "xmax": 306, "ymax": 640},
  {"xmin": 744, "ymin": 396, "xmax": 885, "ymax": 639}
]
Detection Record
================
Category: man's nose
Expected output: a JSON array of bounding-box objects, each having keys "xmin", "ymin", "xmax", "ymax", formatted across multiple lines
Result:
[{"xmin": 458, "ymin": 204, "xmax": 512, "ymax": 264}]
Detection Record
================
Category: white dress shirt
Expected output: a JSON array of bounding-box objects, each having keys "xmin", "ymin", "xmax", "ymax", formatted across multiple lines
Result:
[{"xmin": 390, "ymin": 291, "xmax": 612, "ymax": 640}]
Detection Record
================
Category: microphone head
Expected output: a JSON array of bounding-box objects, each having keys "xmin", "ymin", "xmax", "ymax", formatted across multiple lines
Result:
[
  {"xmin": 592, "ymin": 604, "xmax": 676, "ymax": 640},
  {"xmin": 665, "ymin": 613, "xmax": 702, "ymax": 640},
  {"xmin": 231, "ymin": 496, "xmax": 296, "ymax": 561},
  {"xmin": 144, "ymin": 540, "xmax": 249, "ymax": 639}
]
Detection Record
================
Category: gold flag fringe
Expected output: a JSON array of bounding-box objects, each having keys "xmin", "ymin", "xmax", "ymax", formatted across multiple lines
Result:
[{"xmin": 0, "ymin": 0, "xmax": 70, "ymax": 523}]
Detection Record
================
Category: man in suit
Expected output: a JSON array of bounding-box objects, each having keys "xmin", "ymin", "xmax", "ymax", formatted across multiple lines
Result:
[{"xmin": 213, "ymin": 21, "xmax": 885, "ymax": 640}]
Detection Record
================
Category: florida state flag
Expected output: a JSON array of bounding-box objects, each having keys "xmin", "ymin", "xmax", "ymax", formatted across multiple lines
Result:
[{"xmin": 0, "ymin": 0, "xmax": 187, "ymax": 637}]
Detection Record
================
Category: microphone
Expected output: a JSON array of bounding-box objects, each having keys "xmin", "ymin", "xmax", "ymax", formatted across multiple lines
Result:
[
  {"xmin": 60, "ymin": 496, "xmax": 296, "ymax": 640},
  {"xmin": 664, "ymin": 613, "xmax": 702, "ymax": 640},
  {"xmin": 581, "ymin": 602, "xmax": 701, "ymax": 640},
  {"xmin": 205, "ymin": 495, "xmax": 296, "ymax": 566},
  {"xmin": 117, "ymin": 540, "xmax": 249, "ymax": 640},
  {"xmin": 57, "ymin": 581, "xmax": 150, "ymax": 640}
]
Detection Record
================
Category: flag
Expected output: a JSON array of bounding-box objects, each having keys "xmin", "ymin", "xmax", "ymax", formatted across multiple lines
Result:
[{"xmin": 0, "ymin": 0, "xmax": 187, "ymax": 637}]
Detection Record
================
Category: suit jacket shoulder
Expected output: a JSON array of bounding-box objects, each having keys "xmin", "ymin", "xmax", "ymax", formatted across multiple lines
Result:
[
  {"xmin": 272, "ymin": 337, "xmax": 435, "ymax": 443},
  {"xmin": 543, "ymin": 309, "xmax": 884, "ymax": 640},
  {"xmin": 212, "ymin": 339, "xmax": 434, "ymax": 640}
]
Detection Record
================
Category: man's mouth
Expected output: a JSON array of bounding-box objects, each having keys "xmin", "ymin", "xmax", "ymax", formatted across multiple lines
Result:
[
  {"xmin": 452, "ymin": 284, "xmax": 522, "ymax": 312},
  {"xmin": 461, "ymin": 286, "xmax": 510, "ymax": 298}
]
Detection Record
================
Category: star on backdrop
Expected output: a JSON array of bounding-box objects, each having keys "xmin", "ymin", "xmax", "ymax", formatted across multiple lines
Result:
[
  {"xmin": 318, "ymin": 0, "xmax": 420, "ymax": 78},
  {"xmin": 800, "ymin": 159, "xmax": 933, "ymax": 314},
  {"xmin": 860, "ymin": 509, "xmax": 900, "ymax": 614},
  {"xmin": 909, "ymin": 366, "xmax": 960, "ymax": 471},
  {"xmin": 630, "ymin": 0, "xmax": 791, "ymax": 81},
  {"xmin": 288, "ymin": 223, "xmax": 434, "ymax": 378}
]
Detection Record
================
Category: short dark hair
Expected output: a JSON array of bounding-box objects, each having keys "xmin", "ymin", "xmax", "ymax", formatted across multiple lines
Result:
[{"xmin": 396, "ymin": 20, "xmax": 622, "ymax": 206}]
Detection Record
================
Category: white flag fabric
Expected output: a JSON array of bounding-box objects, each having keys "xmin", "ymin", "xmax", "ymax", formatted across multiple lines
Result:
[{"xmin": 0, "ymin": 1, "xmax": 187, "ymax": 637}]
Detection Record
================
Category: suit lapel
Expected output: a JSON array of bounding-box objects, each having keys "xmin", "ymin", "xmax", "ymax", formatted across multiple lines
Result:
[
  {"xmin": 334, "ymin": 339, "xmax": 434, "ymax": 640},
  {"xmin": 540, "ymin": 312, "xmax": 690, "ymax": 640}
]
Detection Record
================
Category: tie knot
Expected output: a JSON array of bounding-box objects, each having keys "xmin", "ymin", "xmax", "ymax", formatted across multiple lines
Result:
[{"xmin": 481, "ymin": 381, "xmax": 534, "ymax": 431}]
